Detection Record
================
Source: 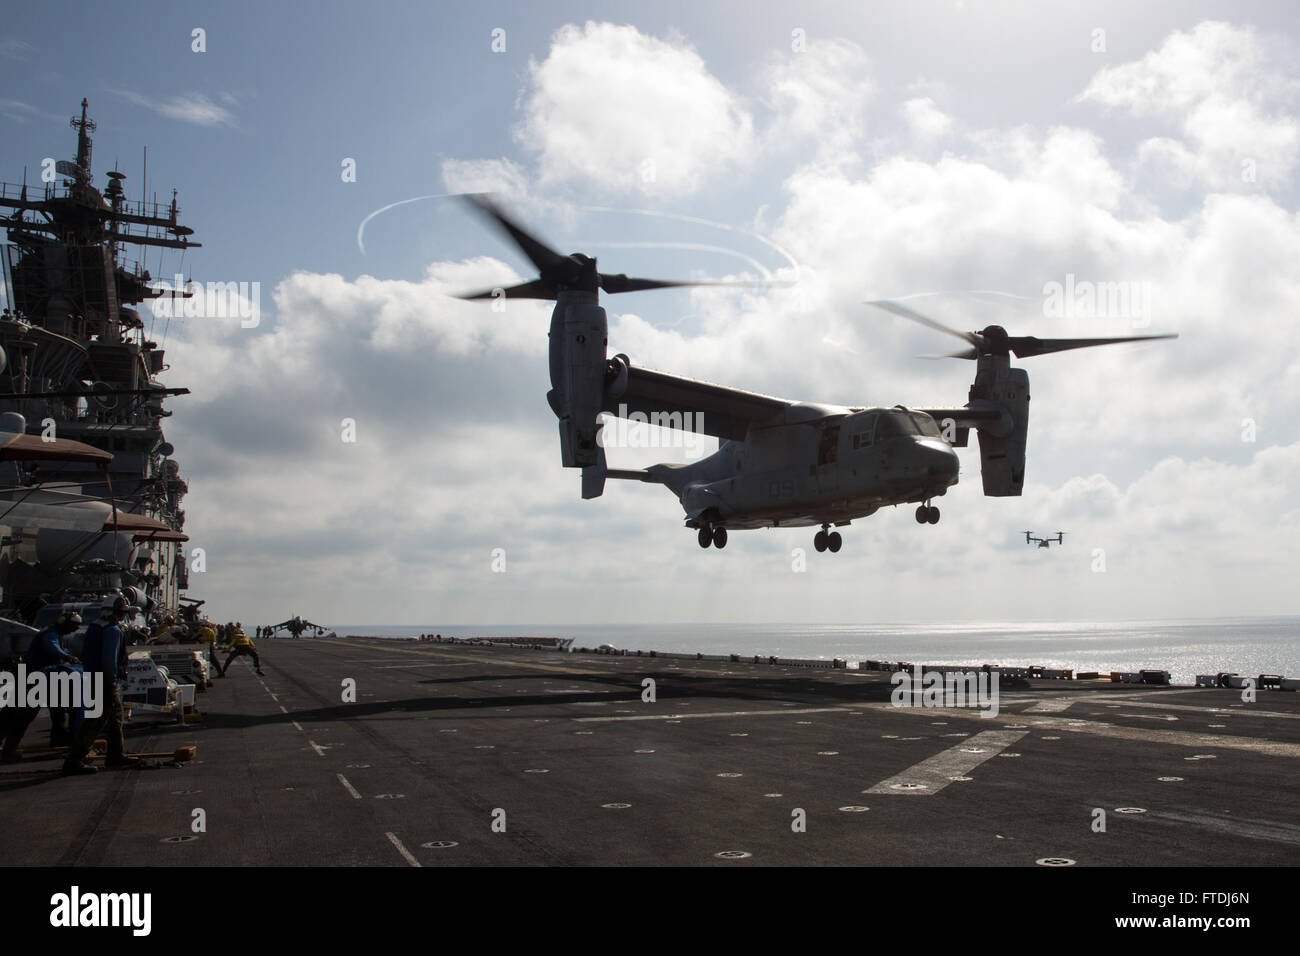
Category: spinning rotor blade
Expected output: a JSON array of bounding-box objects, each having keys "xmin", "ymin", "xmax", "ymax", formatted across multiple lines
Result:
[
  {"xmin": 458, "ymin": 194, "xmax": 777, "ymax": 301},
  {"xmin": 456, "ymin": 279, "xmax": 562, "ymax": 301},
  {"xmin": 602, "ymin": 274, "xmax": 703, "ymax": 294},
  {"xmin": 599, "ymin": 273, "xmax": 764, "ymax": 294},
  {"xmin": 1007, "ymin": 334, "xmax": 1178, "ymax": 358},
  {"xmin": 868, "ymin": 299, "xmax": 981, "ymax": 347},
  {"xmin": 919, "ymin": 347, "xmax": 981, "ymax": 360},
  {"xmin": 869, "ymin": 297, "xmax": 1177, "ymax": 359},
  {"xmin": 462, "ymin": 194, "xmax": 572, "ymax": 278}
]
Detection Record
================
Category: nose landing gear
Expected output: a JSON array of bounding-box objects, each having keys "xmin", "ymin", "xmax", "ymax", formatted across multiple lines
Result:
[
  {"xmin": 813, "ymin": 524, "xmax": 843, "ymax": 553},
  {"xmin": 915, "ymin": 502, "xmax": 940, "ymax": 524}
]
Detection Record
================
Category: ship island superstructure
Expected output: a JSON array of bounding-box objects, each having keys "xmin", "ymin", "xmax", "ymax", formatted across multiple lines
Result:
[{"xmin": 0, "ymin": 99, "xmax": 197, "ymax": 624}]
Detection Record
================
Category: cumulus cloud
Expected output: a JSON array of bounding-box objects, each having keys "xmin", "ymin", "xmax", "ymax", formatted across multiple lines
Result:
[
  {"xmin": 1076, "ymin": 21, "xmax": 1300, "ymax": 191},
  {"xmin": 766, "ymin": 126, "xmax": 1300, "ymax": 480},
  {"xmin": 763, "ymin": 40, "xmax": 875, "ymax": 159},
  {"xmin": 901, "ymin": 96, "xmax": 952, "ymax": 143},
  {"xmin": 159, "ymin": 261, "xmax": 576, "ymax": 622},
  {"xmin": 515, "ymin": 21, "xmax": 754, "ymax": 195}
]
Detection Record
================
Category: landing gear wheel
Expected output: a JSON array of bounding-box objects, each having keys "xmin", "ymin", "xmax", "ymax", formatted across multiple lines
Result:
[
  {"xmin": 915, "ymin": 505, "xmax": 928, "ymax": 524},
  {"xmin": 697, "ymin": 527, "xmax": 712, "ymax": 549},
  {"xmin": 712, "ymin": 528, "xmax": 728, "ymax": 549},
  {"xmin": 814, "ymin": 530, "xmax": 828, "ymax": 553},
  {"xmin": 926, "ymin": 506, "xmax": 940, "ymax": 524},
  {"xmin": 827, "ymin": 532, "xmax": 842, "ymax": 553}
]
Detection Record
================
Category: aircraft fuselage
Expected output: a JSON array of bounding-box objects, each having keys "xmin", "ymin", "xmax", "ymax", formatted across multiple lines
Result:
[{"xmin": 654, "ymin": 407, "xmax": 960, "ymax": 530}]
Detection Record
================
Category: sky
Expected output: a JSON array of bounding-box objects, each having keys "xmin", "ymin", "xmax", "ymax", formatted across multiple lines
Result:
[{"xmin": 1, "ymin": 1, "xmax": 1298, "ymax": 627}]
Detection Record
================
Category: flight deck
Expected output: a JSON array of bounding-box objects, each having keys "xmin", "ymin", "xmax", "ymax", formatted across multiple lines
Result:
[{"xmin": 2, "ymin": 637, "xmax": 1297, "ymax": 867}]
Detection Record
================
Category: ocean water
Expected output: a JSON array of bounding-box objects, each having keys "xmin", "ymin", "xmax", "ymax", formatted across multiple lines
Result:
[{"xmin": 319, "ymin": 617, "xmax": 1300, "ymax": 686}]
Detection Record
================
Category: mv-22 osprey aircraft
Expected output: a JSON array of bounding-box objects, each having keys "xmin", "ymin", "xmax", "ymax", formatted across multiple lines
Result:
[
  {"xmin": 1025, "ymin": 531, "xmax": 1066, "ymax": 549},
  {"xmin": 457, "ymin": 196, "xmax": 1175, "ymax": 553}
]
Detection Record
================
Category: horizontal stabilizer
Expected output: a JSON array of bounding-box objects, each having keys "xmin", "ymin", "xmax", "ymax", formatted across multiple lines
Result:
[
  {"xmin": 607, "ymin": 468, "xmax": 661, "ymax": 483},
  {"xmin": 583, "ymin": 464, "xmax": 663, "ymax": 499}
]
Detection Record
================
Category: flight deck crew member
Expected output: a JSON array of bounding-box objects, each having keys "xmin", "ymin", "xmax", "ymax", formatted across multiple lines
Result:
[
  {"xmin": 63, "ymin": 597, "xmax": 140, "ymax": 775},
  {"xmin": 149, "ymin": 614, "xmax": 179, "ymax": 644},
  {"xmin": 196, "ymin": 621, "xmax": 221, "ymax": 678},
  {"xmin": 1, "ymin": 611, "xmax": 85, "ymax": 760},
  {"xmin": 221, "ymin": 627, "xmax": 265, "ymax": 676},
  {"xmin": 24, "ymin": 611, "xmax": 84, "ymax": 747}
]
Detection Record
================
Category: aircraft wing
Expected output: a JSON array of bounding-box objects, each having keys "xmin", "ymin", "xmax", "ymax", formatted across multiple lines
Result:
[
  {"xmin": 917, "ymin": 407, "xmax": 1008, "ymax": 427},
  {"xmin": 603, "ymin": 365, "xmax": 792, "ymax": 440}
]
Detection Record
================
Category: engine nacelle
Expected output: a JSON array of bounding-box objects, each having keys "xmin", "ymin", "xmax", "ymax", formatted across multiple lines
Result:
[
  {"xmin": 549, "ymin": 296, "xmax": 608, "ymax": 468},
  {"xmin": 970, "ymin": 361, "xmax": 1029, "ymax": 496}
]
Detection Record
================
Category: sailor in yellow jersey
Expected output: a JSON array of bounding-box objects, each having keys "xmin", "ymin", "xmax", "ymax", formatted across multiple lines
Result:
[
  {"xmin": 220, "ymin": 625, "xmax": 265, "ymax": 677},
  {"xmin": 196, "ymin": 621, "xmax": 221, "ymax": 679},
  {"xmin": 149, "ymin": 614, "xmax": 179, "ymax": 644}
]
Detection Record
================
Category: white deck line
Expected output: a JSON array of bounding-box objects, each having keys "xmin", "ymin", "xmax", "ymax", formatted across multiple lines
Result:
[{"xmin": 863, "ymin": 729, "xmax": 1029, "ymax": 796}]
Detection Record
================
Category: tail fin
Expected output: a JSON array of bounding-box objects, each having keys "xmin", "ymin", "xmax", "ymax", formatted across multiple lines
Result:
[{"xmin": 581, "ymin": 443, "xmax": 607, "ymax": 499}]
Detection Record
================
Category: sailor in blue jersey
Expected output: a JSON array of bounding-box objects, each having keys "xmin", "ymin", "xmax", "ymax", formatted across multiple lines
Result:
[
  {"xmin": 25, "ymin": 612, "xmax": 81, "ymax": 671},
  {"xmin": 0, "ymin": 611, "xmax": 83, "ymax": 762},
  {"xmin": 26, "ymin": 611, "xmax": 83, "ymax": 747},
  {"xmin": 63, "ymin": 597, "xmax": 140, "ymax": 775}
]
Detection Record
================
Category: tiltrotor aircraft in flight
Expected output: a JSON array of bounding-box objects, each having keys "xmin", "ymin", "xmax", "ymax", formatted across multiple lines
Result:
[
  {"xmin": 1024, "ymin": 531, "xmax": 1066, "ymax": 549},
  {"xmin": 458, "ymin": 196, "xmax": 1175, "ymax": 553}
]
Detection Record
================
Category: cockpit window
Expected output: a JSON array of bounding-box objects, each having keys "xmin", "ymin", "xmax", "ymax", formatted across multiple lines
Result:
[
  {"xmin": 874, "ymin": 411, "xmax": 920, "ymax": 441},
  {"xmin": 911, "ymin": 413, "xmax": 942, "ymax": 439},
  {"xmin": 874, "ymin": 410, "xmax": 941, "ymax": 441}
]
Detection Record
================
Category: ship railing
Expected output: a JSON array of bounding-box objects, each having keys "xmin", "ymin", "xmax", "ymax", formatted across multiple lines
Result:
[
  {"xmin": 0, "ymin": 181, "xmax": 178, "ymax": 222},
  {"xmin": 112, "ymin": 196, "xmax": 179, "ymax": 222},
  {"xmin": 0, "ymin": 180, "xmax": 61, "ymax": 203},
  {"xmin": 0, "ymin": 181, "xmax": 41, "ymax": 202},
  {"xmin": 116, "ymin": 255, "xmax": 147, "ymax": 278}
]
